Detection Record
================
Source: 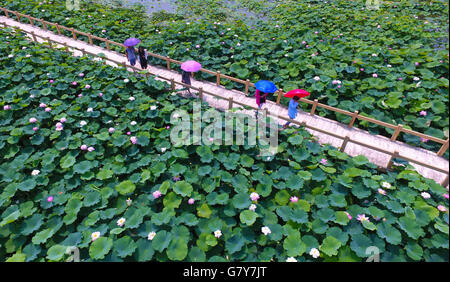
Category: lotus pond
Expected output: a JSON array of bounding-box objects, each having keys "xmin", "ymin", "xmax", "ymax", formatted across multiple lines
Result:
[{"xmin": 0, "ymin": 21, "xmax": 449, "ymax": 262}]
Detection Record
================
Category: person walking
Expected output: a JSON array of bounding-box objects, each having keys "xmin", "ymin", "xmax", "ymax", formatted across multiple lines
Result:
[
  {"xmin": 283, "ymin": 96, "xmax": 300, "ymax": 128},
  {"xmin": 181, "ymin": 70, "xmax": 192, "ymax": 95},
  {"xmin": 255, "ymin": 89, "xmax": 268, "ymax": 118},
  {"xmin": 137, "ymin": 46, "xmax": 148, "ymax": 69},
  {"xmin": 125, "ymin": 46, "xmax": 137, "ymax": 66}
]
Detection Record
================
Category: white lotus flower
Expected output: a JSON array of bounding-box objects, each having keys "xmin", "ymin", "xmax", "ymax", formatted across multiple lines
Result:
[
  {"xmin": 381, "ymin": 182, "xmax": 391, "ymax": 189},
  {"xmin": 130, "ymin": 121, "xmax": 137, "ymax": 126},
  {"xmin": 87, "ymin": 107, "xmax": 93, "ymax": 112},
  {"xmin": 214, "ymin": 230, "xmax": 222, "ymax": 238},
  {"xmin": 91, "ymin": 231, "xmax": 100, "ymax": 241},
  {"xmin": 413, "ymin": 77, "xmax": 420, "ymax": 81},
  {"xmin": 129, "ymin": 96, "xmax": 135, "ymax": 101},
  {"xmin": 421, "ymin": 192, "xmax": 431, "ymax": 199},
  {"xmin": 150, "ymin": 105, "xmax": 157, "ymax": 110},
  {"xmin": 117, "ymin": 217, "xmax": 126, "ymax": 227},
  {"xmin": 261, "ymin": 226, "xmax": 271, "ymax": 235},
  {"xmin": 148, "ymin": 231, "xmax": 156, "ymax": 241},
  {"xmin": 80, "ymin": 121, "xmax": 87, "ymax": 126},
  {"xmin": 286, "ymin": 257, "xmax": 297, "ymax": 262},
  {"xmin": 124, "ymin": 79, "xmax": 129, "ymax": 83},
  {"xmin": 31, "ymin": 170, "xmax": 40, "ymax": 176},
  {"xmin": 249, "ymin": 204, "xmax": 257, "ymax": 211},
  {"xmin": 161, "ymin": 147, "xmax": 167, "ymax": 153},
  {"xmin": 309, "ymin": 248, "xmax": 320, "ymax": 258},
  {"xmin": 313, "ymin": 76, "xmax": 320, "ymax": 81}
]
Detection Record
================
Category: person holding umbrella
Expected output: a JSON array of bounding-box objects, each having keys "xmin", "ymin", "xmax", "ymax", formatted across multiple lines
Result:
[
  {"xmin": 282, "ymin": 89, "xmax": 310, "ymax": 128},
  {"xmin": 254, "ymin": 80, "xmax": 277, "ymax": 118},
  {"xmin": 181, "ymin": 60, "xmax": 201, "ymax": 96},
  {"xmin": 124, "ymin": 38, "xmax": 141, "ymax": 66}
]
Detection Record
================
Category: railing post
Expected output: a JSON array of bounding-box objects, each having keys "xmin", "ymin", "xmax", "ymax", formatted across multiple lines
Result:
[
  {"xmin": 340, "ymin": 135, "xmax": 350, "ymax": 152},
  {"xmin": 441, "ymin": 174, "xmax": 449, "ymax": 188},
  {"xmin": 437, "ymin": 138, "xmax": 449, "ymax": 157},
  {"xmin": 41, "ymin": 19, "xmax": 47, "ymax": 30},
  {"xmin": 81, "ymin": 48, "xmax": 86, "ymax": 56},
  {"xmin": 4, "ymin": 9, "xmax": 9, "ymax": 18},
  {"xmin": 71, "ymin": 28, "xmax": 77, "ymax": 40},
  {"xmin": 88, "ymin": 34, "xmax": 93, "ymax": 45},
  {"xmin": 166, "ymin": 56, "xmax": 171, "ymax": 70},
  {"xmin": 105, "ymin": 39, "xmax": 111, "ymax": 50},
  {"xmin": 198, "ymin": 87, "xmax": 203, "ymax": 100},
  {"xmin": 122, "ymin": 61, "xmax": 127, "ymax": 69},
  {"xmin": 276, "ymin": 89, "xmax": 283, "ymax": 105},
  {"xmin": 55, "ymin": 23, "xmax": 61, "ymax": 35},
  {"xmin": 310, "ymin": 99, "xmax": 318, "ymax": 115},
  {"xmin": 387, "ymin": 151, "xmax": 399, "ymax": 169},
  {"xmin": 390, "ymin": 124, "xmax": 403, "ymax": 141},
  {"xmin": 170, "ymin": 79, "xmax": 175, "ymax": 91},
  {"xmin": 46, "ymin": 37, "xmax": 52, "ymax": 48},
  {"xmin": 216, "ymin": 71, "xmax": 221, "ymax": 86},
  {"xmin": 245, "ymin": 79, "xmax": 250, "ymax": 94},
  {"xmin": 14, "ymin": 11, "xmax": 21, "ymax": 22},
  {"xmin": 228, "ymin": 97, "xmax": 233, "ymax": 109},
  {"xmin": 31, "ymin": 31, "xmax": 37, "ymax": 42},
  {"xmin": 348, "ymin": 110, "xmax": 359, "ymax": 128}
]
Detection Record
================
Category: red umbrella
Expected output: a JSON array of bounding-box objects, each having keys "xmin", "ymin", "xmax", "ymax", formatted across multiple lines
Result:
[{"xmin": 284, "ymin": 89, "xmax": 310, "ymax": 99}]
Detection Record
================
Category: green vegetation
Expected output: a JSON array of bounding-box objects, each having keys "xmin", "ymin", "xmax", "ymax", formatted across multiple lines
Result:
[{"xmin": 0, "ymin": 26, "xmax": 448, "ymax": 262}]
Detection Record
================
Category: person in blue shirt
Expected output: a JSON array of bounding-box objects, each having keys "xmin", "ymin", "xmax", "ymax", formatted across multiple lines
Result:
[
  {"xmin": 283, "ymin": 96, "xmax": 300, "ymax": 128},
  {"xmin": 125, "ymin": 46, "xmax": 137, "ymax": 66}
]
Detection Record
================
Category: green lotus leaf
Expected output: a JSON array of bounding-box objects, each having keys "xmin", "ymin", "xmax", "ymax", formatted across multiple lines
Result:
[
  {"xmin": 46, "ymin": 245, "xmax": 67, "ymax": 261},
  {"xmin": 173, "ymin": 181, "xmax": 193, "ymax": 197},
  {"xmin": 320, "ymin": 236, "xmax": 342, "ymax": 257},
  {"xmin": 115, "ymin": 180, "xmax": 136, "ymax": 195},
  {"xmin": 239, "ymin": 210, "xmax": 258, "ymax": 226},
  {"xmin": 113, "ymin": 236, "xmax": 137, "ymax": 258},
  {"xmin": 89, "ymin": 237, "xmax": 113, "ymax": 260}
]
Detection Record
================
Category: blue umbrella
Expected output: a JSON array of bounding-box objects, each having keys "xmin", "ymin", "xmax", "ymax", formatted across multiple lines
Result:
[
  {"xmin": 124, "ymin": 38, "xmax": 141, "ymax": 47},
  {"xmin": 255, "ymin": 80, "xmax": 278, "ymax": 93}
]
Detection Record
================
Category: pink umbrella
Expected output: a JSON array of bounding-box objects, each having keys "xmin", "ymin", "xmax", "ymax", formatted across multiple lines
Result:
[{"xmin": 181, "ymin": 60, "xmax": 202, "ymax": 72}]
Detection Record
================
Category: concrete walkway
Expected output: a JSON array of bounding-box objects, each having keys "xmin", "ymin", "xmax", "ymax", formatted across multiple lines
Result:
[{"xmin": 1, "ymin": 16, "xmax": 448, "ymax": 187}]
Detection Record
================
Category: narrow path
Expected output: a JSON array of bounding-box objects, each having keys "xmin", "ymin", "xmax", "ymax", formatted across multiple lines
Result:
[{"xmin": 1, "ymin": 16, "xmax": 448, "ymax": 186}]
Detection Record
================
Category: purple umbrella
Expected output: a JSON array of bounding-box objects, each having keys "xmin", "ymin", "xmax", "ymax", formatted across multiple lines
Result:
[
  {"xmin": 124, "ymin": 38, "xmax": 141, "ymax": 47},
  {"xmin": 181, "ymin": 60, "xmax": 202, "ymax": 72}
]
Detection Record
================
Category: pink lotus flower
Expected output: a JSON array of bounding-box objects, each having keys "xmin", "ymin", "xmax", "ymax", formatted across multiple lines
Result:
[
  {"xmin": 419, "ymin": 110, "xmax": 427, "ymax": 116},
  {"xmin": 320, "ymin": 158, "xmax": 328, "ymax": 165},
  {"xmin": 130, "ymin": 136, "xmax": 137, "ymax": 144},
  {"xmin": 56, "ymin": 122, "xmax": 63, "ymax": 128},
  {"xmin": 45, "ymin": 107, "xmax": 51, "ymax": 112},
  {"xmin": 196, "ymin": 45, "xmax": 200, "ymax": 48},
  {"xmin": 80, "ymin": 144, "xmax": 88, "ymax": 150},
  {"xmin": 378, "ymin": 188, "xmax": 386, "ymax": 195},
  {"xmin": 437, "ymin": 205, "xmax": 447, "ymax": 212},
  {"xmin": 3, "ymin": 105, "xmax": 11, "ymax": 110},
  {"xmin": 72, "ymin": 81, "xmax": 78, "ymax": 86},
  {"xmin": 49, "ymin": 80, "xmax": 54, "ymax": 83},
  {"xmin": 188, "ymin": 198, "xmax": 195, "ymax": 205},
  {"xmin": 85, "ymin": 85, "xmax": 91, "ymax": 89},
  {"xmin": 372, "ymin": 73, "xmax": 378, "ymax": 78},
  {"xmin": 87, "ymin": 147, "xmax": 95, "ymax": 152},
  {"xmin": 99, "ymin": 92, "xmax": 103, "ymax": 97},
  {"xmin": 337, "ymin": 85, "xmax": 341, "ymax": 88},
  {"xmin": 29, "ymin": 117, "xmax": 37, "ymax": 123},
  {"xmin": 153, "ymin": 190, "xmax": 162, "ymax": 199},
  {"xmin": 109, "ymin": 127, "xmax": 115, "ymax": 133},
  {"xmin": 78, "ymin": 94, "xmax": 83, "ymax": 97},
  {"xmin": 127, "ymin": 131, "xmax": 131, "ymax": 135},
  {"xmin": 357, "ymin": 214, "xmax": 369, "ymax": 222},
  {"xmin": 250, "ymin": 192, "xmax": 260, "ymax": 201},
  {"xmin": 443, "ymin": 194, "xmax": 449, "ymax": 199},
  {"xmin": 60, "ymin": 117, "xmax": 66, "ymax": 123},
  {"xmin": 345, "ymin": 212, "xmax": 352, "ymax": 220},
  {"xmin": 47, "ymin": 196, "xmax": 53, "ymax": 202},
  {"xmin": 360, "ymin": 68, "xmax": 364, "ymax": 71},
  {"xmin": 166, "ymin": 126, "xmax": 170, "ymax": 129},
  {"xmin": 33, "ymin": 127, "xmax": 38, "ymax": 131},
  {"xmin": 415, "ymin": 62, "xmax": 419, "ymax": 66},
  {"xmin": 39, "ymin": 103, "xmax": 47, "ymax": 108},
  {"xmin": 420, "ymin": 137, "xmax": 428, "ymax": 143},
  {"xmin": 79, "ymin": 73, "xmax": 84, "ymax": 77},
  {"xmin": 398, "ymin": 77, "xmax": 403, "ymax": 81},
  {"xmin": 302, "ymin": 41, "xmax": 306, "ymax": 45},
  {"xmin": 290, "ymin": 196, "xmax": 299, "ymax": 203}
]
